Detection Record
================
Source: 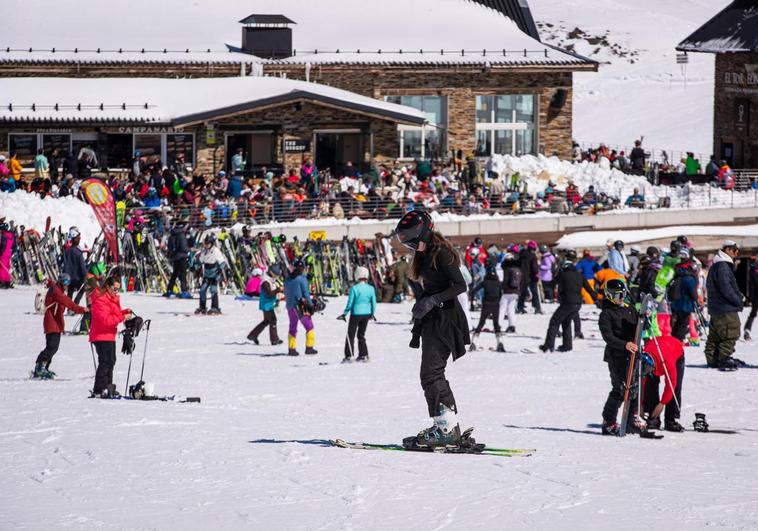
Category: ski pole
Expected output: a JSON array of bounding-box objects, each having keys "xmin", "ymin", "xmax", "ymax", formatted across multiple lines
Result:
[
  {"xmin": 345, "ymin": 317, "xmax": 355, "ymax": 359},
  {"xmin": 651, "ymin": 335, "xmax": 682, "ymax": 414},
  {"xmin": 124, "ymin": 342, "xmax": 134, "ymax": 397},
  {"xmin": 90, "ymin": 343, "xmax": 97, "ymax": 373},
  {"xmin": 138, "ymin": 320, "xmax": 152, "ymax": 382}
]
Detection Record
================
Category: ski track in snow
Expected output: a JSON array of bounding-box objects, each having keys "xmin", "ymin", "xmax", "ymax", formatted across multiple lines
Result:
[{"xmin": 1, "ymin": 286, "xmax": 757, "ymax": 529}]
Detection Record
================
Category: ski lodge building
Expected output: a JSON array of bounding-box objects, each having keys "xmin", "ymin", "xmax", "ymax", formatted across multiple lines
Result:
[
  {"xmin": 0, "ymin": 0, "xmax": 596, "ymax": 177},
  {"xmin": 678, "ymin": 0, "xmax": 758, "ymax": 168}
]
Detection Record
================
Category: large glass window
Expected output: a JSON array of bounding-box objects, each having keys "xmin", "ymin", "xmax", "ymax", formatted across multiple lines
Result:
[
  {"xmin": 42, "ymin": 134, "xmax": 71, "ymax": 158},
  {"xmin": 475, "ymin": 94, "xmax": 537, "ymax": 156},
  {"xmin": 134, "ymin": 134, "xmax": 162, "ymax": 165},
  {"xmin": 386, "ymin": 95, "xmax": 447, "ymax": 159},
  {"xmin": 166, "ymin": 133, "xmax": 195, "ymax": 166},
  {"xmin": 8, "ymin": 134, "xmax": 38, "ymax": 165},
  {"xmin": 105, "ymin": 134, "xmax": 133, "ymax": 168}
]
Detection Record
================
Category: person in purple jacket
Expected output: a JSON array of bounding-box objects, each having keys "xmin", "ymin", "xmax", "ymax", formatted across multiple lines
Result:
[{"xmin": 539, "ymin": 245, "xmax": 557, "ymax": 301}]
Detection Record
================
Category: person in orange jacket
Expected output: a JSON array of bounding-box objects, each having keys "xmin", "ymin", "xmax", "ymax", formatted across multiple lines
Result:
[
  {"xmin": 89, "ymin": 276, "xmax": 134, "ymax": 398},
  {"xmin": 8, "ymin": 151, "xmax": 23, "ymax": 187},
  {"xmin": 32, "ymin": 273, "xmax": 87, "ymax": 379},
  {"xmin": 594, "ymin": 263, "xmax": 625, "ymax": 302}
]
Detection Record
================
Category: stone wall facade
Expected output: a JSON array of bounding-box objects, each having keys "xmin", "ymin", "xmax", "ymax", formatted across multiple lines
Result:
[
  {"xmin": 714, "ymin": 52, "xmax": 758, "ymax": 167},
  {"xmin": 1, "ymin": 60, "xmax": 579, "ymax": 161}
]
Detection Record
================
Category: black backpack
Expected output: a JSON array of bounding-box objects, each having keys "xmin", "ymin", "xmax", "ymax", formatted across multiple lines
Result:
[
  {"xmin": 507, "ymin": 267, "xmax": 522, "ymax": 289},
  {"xmin": 667, "ymin": 276, "xmax": 682, "ymax": 302}
]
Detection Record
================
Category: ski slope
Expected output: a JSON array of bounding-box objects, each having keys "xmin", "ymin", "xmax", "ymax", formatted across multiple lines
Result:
[
  {"xmin": 530, "ymin": 0, "xmax": 732, "ymax": 158},
  {"xmin": 1, "ymin": 287, "xmax": 757, "ymax": 529}
]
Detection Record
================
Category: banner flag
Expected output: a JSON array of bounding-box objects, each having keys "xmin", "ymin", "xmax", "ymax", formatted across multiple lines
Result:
[{"xmin": 80, "ymin": 178, "xmax": 119, "ymax": 264}]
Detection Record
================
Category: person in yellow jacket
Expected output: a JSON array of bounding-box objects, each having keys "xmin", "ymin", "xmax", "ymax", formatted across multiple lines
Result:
[{"xmin": 8, "ymin": 151, "xmax": 23, "ymax": 187}]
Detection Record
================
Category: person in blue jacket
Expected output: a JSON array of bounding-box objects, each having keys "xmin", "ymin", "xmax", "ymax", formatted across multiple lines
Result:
[
  {"xmin": 339, "ymin": 266, "xmax": 377, "ymax": 362},
  {"xmin": 284, "ymin": 259, "xmax": 317, "ymax": 356},
  {"xmin": 247, "ymin": 265, "xmax": 283, "ymax": 346},
  {"xmin": 669, "ymin": 250, "xmax": 699, "ymax": 342}
]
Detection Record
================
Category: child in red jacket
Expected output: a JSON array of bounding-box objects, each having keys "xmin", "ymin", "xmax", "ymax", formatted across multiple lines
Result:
[
  {"xmin": 90, "ymin": 276, "xmax": 133, "ymax": 397},
  {"xmin": 642, "ymin": 333, "xmax": 685, "ymax": 431},
  {"xmin": 33, "ymin": 274, "xmax": 87, "ymax": 379}
]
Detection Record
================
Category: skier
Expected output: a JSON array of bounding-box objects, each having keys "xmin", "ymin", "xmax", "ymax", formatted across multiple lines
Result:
[
  {"xmin": 500, "ymin": 252, "xmax": 521, "ymax": 333},
  {"xmin": 540, "ymin": 254, "xmax": 595, "ymax": 353},
  {"xmin": 704, "ymin": 240, "xmax": 744, "ymax": 370},
  {"xmin": 627, "ymin": 245, "xmax": 641, "ymax": 280},
  {"xmin": 642, "ymin": 332, "xmax": 685, "ymax": 432},
  {"xmin": 517, "ymin": 240, "xmax": 542, "ymax": 315},
  {"xmin": 63, "ymin": 227, "xmax": 87, "ymax": 300},
  {"xmin": 247, "ymin": 264, "xmax": 283, "ymax": 346},
  {"xmin": 538, "ymin": 245, "xmax": 557, "ymax": 302},
  {"xmin": 284, "ymin": 259, "xmax": 317, "ymax": 356},
  {"xmin": 0, "ymin": 221, "xmax": 14, "ymax": 289},
  {"xmin": 32, "ymin": 273, "xmax": 87, "ymax": 378},
  {"xmin": 470, "ymin": 262, "xmax": 505, "ymax": 352},
  {"xmin": 339, "ymin": 266, "xmax": 377, "ymax": 362},
  {"xmin": 668, "ymin": 250, "xmax": 698, "ymax": 343},
  {"xmin": 576, "ymin": 249, "xmax": 599, "ymax": 304},
  {"xmin": 195, "ymin": 235, "xmax": 226, "ymax": 315},
  {"xmin": 607, "ymin": 240, "xmax": 628, "ymax": 276},
  {"xmin": 164, "ymin": 220, "xmax": 192, "ymax": 299},
  {"xmin": 90, "ymin": 276, "xmax": 134, "ymax": 398},
  {"xmin": 598, "ymin": 279, "xmax": 643, "ymax": 435},
  {"xmin": 395, "ymin": 210, "xmax": 469, "ymax": 448}
]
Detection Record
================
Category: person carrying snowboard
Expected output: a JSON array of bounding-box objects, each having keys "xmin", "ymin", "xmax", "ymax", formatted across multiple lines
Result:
[
  {"xmin": 470, "ymin": 261, "xmax": 505, "ymax": 352},
  {"xmin": 90, "ymin": 276, "xmax": 134, "ymax": 398},
  {"xmin": 284, "ymin": 259, "xmax": 317, "ymax": 356},
  {"xmin": 32, "ymin": 273, "xmax": 87, "ymax": 378},
  {"xmin": 395, "ymin": 210, "xmax": 470, "ymax": 449},
  {"xmin": 598, "ymin": 278, "xmax": 643, "ymax": 435},
  {"xmin": 339, "ymin": 266, "xmax": 377, "ymax": 362},
  {"xmin": 195, "ymin": 235, "xmax": 226, "ymax": 315},
  {"xmin": 247, "ymin": 264, "xmax": 283, "ymax": 346}
]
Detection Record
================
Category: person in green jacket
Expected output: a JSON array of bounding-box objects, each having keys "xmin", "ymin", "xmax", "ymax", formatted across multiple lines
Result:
[
  {"xmin": 685, "ymin": 153, "xmax": 701, "ymax": 176},
  {"xmin": 339, "ymin": 266, "xmax": 377, "ymax": 362}
]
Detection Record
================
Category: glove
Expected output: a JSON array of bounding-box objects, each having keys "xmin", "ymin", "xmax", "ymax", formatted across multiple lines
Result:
[
  {"xmin": 337, "ymin": 314, "xmax": 347, "ymax": 321},
  {"xmin": 412, "ymin": 295, "xmax": 442, "ymax": 320}
]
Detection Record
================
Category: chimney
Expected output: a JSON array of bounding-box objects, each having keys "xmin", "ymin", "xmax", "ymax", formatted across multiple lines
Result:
[{"xmin": 239, "ymin": 14, "xmax": 296, "ymax": 59}]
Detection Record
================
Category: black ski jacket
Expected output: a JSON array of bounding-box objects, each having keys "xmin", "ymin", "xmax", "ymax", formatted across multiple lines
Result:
[
  {"xmin": 501, "ymin": 260, "xmax": 521, "ymax": 295},
  {"xmin": 598, "ymin": 299, "xmax": 639, "ymax": 362},
  {"xmin": 167, "ymin": 227, "xmax": 190, "ymax": 261},
  {"xmin": 556, "ymin": 264, "xmax": 595, "ymax": 305},
  {"xmin": 475, "ymin": 274, "xmax": 502, "ymax": 305},
  {"xmin": 519, "ymin": 249, "xmax": 539, "ymax": 283},
  {"xmin": 63, "ymin": 245, "xmax": 87, "ymax": 286}
]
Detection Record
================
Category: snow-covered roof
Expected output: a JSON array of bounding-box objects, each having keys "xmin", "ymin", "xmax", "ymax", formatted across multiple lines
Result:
[
  {"xmin": 677, "ymin": 1, "xmax": 758, "ymax": 53},
  {"xmin": 1, "ymin": 0, "xmax": 594, "ymax": 68},
  {"xmin": 0, "ymin": 77, "xmax": 426, "ymax": 125}
]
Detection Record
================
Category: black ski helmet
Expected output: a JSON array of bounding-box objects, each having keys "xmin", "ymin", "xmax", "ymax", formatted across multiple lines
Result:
[
  {"xmin": 565, "ymin": 249, "xmax": 578, "ymax": 261},
  {"xmin": 539, "ymin": 244, "xmax": 549, "ymax": 254},
  {"xmin": 677, "ymin": 235, "xmax": 688, "ymax": 246},
  {"xmin": 646, "ymin": 246, "xmax": 659, "ymax": 258},
  {"xmin": 613, "ymin": 240, "xmax": 624, "ymax": 251},
  {"xmin": 604, "ymin": 278, "xmax": 628, "ymax": 304},
  {"xmin": 395, "ymin": 210, "xmax": 433, "ymax": 251},
  {"xmin": 670, "ymin": 240, "xmax": 682, "ymax": 255},
  {"xmin": 474, "ymin": 237, "xmax": 483, "ymax": 247},
  {"xmin": 204, "ymin": 234, "xmax": 215, "ymax": 246},
  {"xmin": 292, "ymin": 258, "xmax": 305, "ymax": 272}
]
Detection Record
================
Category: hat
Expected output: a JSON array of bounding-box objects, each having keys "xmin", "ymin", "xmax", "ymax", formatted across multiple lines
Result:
[
  {"xmin": 354, "ymin": 266, "xmax": 370, "ymax": 280},
  {"xmin": 723, "ymin": 239, "xmax": 738, "ymax": 248},
  {"xmin": 0, "ymin": 155, "xmax": 5, "ymax": 161},
  {"xmin": 218, "ymin": 170, "xmax": 226, "ymax": 177},
  {"xmin": 251, "ymin": 268, "xmax": 263, "ymax": 276}
]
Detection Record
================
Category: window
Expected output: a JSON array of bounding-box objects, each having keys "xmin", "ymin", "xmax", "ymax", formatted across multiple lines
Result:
[
  {"xmin": 386, "ymin": 95, "xmax": 447, "ymax": 159},
  {"xmin": 105, "ymin": 134, "xmax": 133, "ymax": 169},
  {"xmin": 166, "ymin": 133, "xmax": 195, "ymax": 166},
  {"xmin": 475, "ymin": 95, "xmax": 537, "ymax": 156},
  {"xmin": 42, "ymin": 134, "xmax": 71, "ymax": 158},
  {"xmin": 134, "ymin": 134, "xmax": 162, "ymax": 165},
  {"xmin": 8, "ymin": 134, "xmax": 38, "ymax": 165}
]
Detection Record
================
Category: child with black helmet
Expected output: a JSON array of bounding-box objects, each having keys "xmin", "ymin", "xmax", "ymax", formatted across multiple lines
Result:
[{"xmin": 598, "ymin": 278, "xmax": 643, "ymax": 435}]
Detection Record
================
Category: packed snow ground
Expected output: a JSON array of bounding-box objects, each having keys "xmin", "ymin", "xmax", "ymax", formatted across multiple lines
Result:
[{"xmin": 1, "ymin": 288, "xmax": 757, "ymax": 529}]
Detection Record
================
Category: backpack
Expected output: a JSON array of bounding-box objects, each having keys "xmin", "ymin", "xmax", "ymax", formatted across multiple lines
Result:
[
  {"xmin": 667, "ymin": 275, "xmax": 682, "ymax": 302},
  {"xmin": 507, "ymin": 267, "xmax": 522, "ymax": 289},
  {"xmin": 549, "ymin": 255, "xmax": 560, "ymax": 279}
]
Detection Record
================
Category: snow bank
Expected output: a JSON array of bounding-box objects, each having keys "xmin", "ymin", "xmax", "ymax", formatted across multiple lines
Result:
[
  {"xmin": 556, "ymin": 224, "xmax": 758, "ymax": 249},
  {"xmin": 489, "ymin": 154, "xmax": 757, "ymax": 209},
  {"xmin": 0, "ymin": 191, "xmax": 100, "ymax": 245}
]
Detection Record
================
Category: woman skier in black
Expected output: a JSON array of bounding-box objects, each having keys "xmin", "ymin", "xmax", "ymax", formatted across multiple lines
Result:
[{"xmin": 395, "ymin": 210, "xmax": 470, "ymax": 448}]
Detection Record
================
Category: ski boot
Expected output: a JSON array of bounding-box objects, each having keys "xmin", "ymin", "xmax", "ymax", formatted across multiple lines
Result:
[
  {"xmin": 162, "ymin": 292, "xmax": 173, "ymax": 298},
  {"xmin": 646, "ymin": 417, "xmax": 662, "ymax": 430},
  {"xmin": 207, "ymin": 307, "xmax": 222, "ymax": 315},
  {"xmin": 178, "ymin": 292, "xmax": 193, "ymax": 299},
  {"xmin": 100, "ymin": 384, "xmax": 120, "ymax": 399},
  {"xmin": 534, "ymin": 309, "xmax": 544, "ymax": 315},
  {"xmin": 718, "ymin": 358, "xmax": 739, "ymax": 372},
  {"xmin": 664, "ymin": 419, "xmax": 685, "ymax": 432},
  {"xmin": 693, "ymin": 412, "xmax": 709, "ymax": 432},
  {"xmin": 538, "ymin": 344, "xmax": 553, "ymax": 353},
  {"xmin": 557, "ymin": 345, "xmax": 572, "ymax": 352},
  {"xmin": 744, "ymin": 330, "xmax": 752, "ymax": 341},
  {"xmin": 31, "ymin": 363, "xmax": 53, "ymax": 379},
  {"xmin": 405, "ymin": 405, "xmax": 461, "ymax": 449},
  {"xmin": 195, "ymin": 307, "xmax": 207, "ymax": 315},
  {"xmin": 356, "ymin": 355, "xmax": 369, "ymax": 362},
  {"xmin": 305, "ymin": 347, "xmax": 318, "ymax": 355},
  {"xmin": 469, "ymin": 333, "xmax": 479, "ymax": 352},
  {"xmin": 575, "ymin": 332, "xmax": 585, "ymax": 340},
  {"xmin": 601, "ymin": 421, "xmax": 620, "ymax": 436},
  {"xmin": 288, "ymin": 348, "xmax": 300, "ymax": 356},
  {"xmin": 247, "ymin": 331, "xmax": 259, "ymax": 345},
  {"xmin": 505, "ymin": 326, "xmax": 516, "ymax": 333},
  {"xmin": 341, "ymin": 356, "xmax": 353, "ymax": 364},
  {"xmin": 495, "ymin": 333, "xmax": 506, "ymax": 352},
  {"xmin": 706, "ymin": 356, "xmax": 718, "ymax": 368},
  {"xmin": 271, "ymin": 339, "xmax": 284, "ymax": 346}
]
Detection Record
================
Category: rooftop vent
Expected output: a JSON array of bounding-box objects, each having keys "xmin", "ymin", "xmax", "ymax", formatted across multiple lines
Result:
[{"xmin": 239, "ymin": 14, "xmax": 296, "ymax": 59}]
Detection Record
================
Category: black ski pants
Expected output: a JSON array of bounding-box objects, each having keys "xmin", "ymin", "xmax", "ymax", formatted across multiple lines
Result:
[
  {"xmin": 93, "ymin": 341, "xmax": 116, "ymax": 394},
  {"xmin": 602, "ymin": 355, "xmax": 638, "ymax": 425},
  {"xmin": 166, "ymin": 257, "xmax": 189, "ymax": 294},
  {"xmin": 36, "ymin": 332, "xmax": 61, "ymax": 368},
  {"xmin": 543, "ymin": 303, "xmax": 580, "ymax": 351},
  {"xmin": 344, "ymin": 314, "xmax": 370, "ymax": 358},
  {"xmin": 643, "ymin": 355, "xmax": 685, "ymax": 421},
  {"xmin": 517, "ymin": 281, "xmax": 542, "ymax": 312},
  {"xmin": 671, "ymin": 311, "xmax": 691, "ymax": 342},
  {"xmin": 474, "ymin": 303, "xmax": 501, "ymax": 334},
  {"xmin": 420, "ymin": 328, "xmax": 456, "ymax": 417},
  {"xmin": 249, "ymin": 310, "xmax": 280, "ymax": 344},
  {"xmin": 542, "ymin": 280, "xmax": 555, "ymax": 301}
]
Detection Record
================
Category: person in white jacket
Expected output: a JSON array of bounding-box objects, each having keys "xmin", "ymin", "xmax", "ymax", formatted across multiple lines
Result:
[{"xmin": 195, "ymin": 235, "xmax": 227, "ymax": 314}]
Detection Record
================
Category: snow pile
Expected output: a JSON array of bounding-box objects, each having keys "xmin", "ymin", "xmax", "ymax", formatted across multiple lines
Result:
[
  {"xmin": 0, "ymin": 191, "xmax": 100, "ymax": 245},
  {"xmin": 556, "ymin": 224, "xmax": 758, "ymax": 249},
  {"xmin": 489, "ymin": 154, "xmax": 757, "ymax": 209}
]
